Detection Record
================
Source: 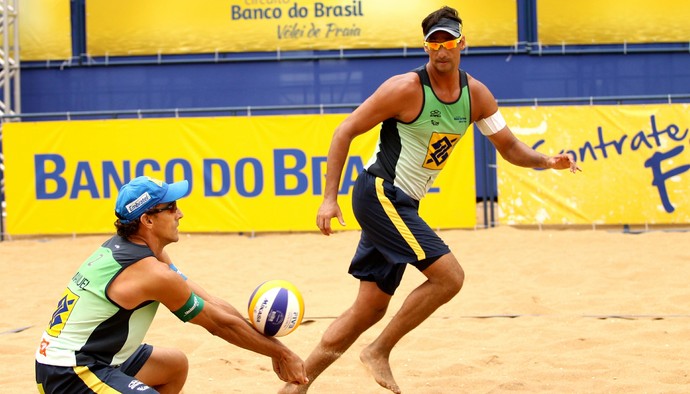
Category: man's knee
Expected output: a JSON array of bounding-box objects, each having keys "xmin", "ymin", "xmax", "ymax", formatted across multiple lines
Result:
[
  {"xmin": 355, "ymin": 282, "xmax": 392, "ymax": 322},
  {"xmin": 172, "ymin": 349, "xmax": 189, "ymax": 376},
  {"xmin": 425, "ymin": 254, "xmax": 464, "ymax": 298},
  {"xmin": 449, "ymin": 264, "xmax": 465, "ymax": 294},
  {"xmin": 138, "ymin": 347, "xmax": 189, "ymax": 389},
  {"xmin": 159, "ymin": 349, "xmax": 188, "ymax": 390}
]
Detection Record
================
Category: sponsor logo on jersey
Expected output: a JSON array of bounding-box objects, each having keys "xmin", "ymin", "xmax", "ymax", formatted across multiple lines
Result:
[
  {"xmin": 46, "ymin": 288, "xmax": 80, "ymax": 337},
  {"xmin": 424, "ymin": 132, "xmax": 459, "ymax": 170}
]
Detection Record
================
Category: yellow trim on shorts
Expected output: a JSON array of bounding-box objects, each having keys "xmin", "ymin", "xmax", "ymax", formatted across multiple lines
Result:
[
  {"xmin": 73, "ymin": 366, "xmax": 120, "ymax": 393},
  {"xmin": 374, "ymin": 177, "xmax": 426, "ymax": 260},
  {"xmin": 37, "ymin": 383, "xmax": 46, "ymax": 394}
]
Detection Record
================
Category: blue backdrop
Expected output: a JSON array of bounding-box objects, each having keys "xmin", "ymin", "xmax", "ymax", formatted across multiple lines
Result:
[{"xmin": 22, "ymin": 52, "xmax": 690, "ymax": 113}]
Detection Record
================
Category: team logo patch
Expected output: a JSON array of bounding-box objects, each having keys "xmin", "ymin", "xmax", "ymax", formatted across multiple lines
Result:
[
  {"xmin": 46, "ymin": 288, "xmax": 80, "ymax": 337},
  {"xmin": 424, "ymin": 132, "xmax": 460, "ymax": 170}
]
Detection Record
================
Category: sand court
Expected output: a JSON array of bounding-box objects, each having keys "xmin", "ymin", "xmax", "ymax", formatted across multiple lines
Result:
[{"xmin": 2, "ymin": 226, "xmax": 689, "ymax": 393}]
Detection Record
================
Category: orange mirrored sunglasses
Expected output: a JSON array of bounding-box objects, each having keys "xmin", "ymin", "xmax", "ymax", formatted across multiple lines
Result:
[{"xmin": 424, "ymin": 38, "xmax": 462, "ymax": 51}]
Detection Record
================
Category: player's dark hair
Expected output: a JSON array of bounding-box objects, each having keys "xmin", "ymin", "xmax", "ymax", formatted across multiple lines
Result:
[
  {"xmin": 422, "ymin": 6, "xmax": 462, "ymax": 38},
  {"xmin": 115, "ymin": 218, "xmax": 140, "ymax": 238}
]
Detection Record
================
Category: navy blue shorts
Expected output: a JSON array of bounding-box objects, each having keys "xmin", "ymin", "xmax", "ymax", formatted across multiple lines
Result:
[
  {"xmin": 36, "ymin": 344, "xmax": 156, "ymax": 394},
  {"xmin": 349, "ymin": 171, "xmax": 450, "ymax": 295}
]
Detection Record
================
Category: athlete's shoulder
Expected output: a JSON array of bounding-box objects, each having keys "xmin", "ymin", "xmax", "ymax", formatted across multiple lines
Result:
[
  {"xmin": 377, "ymin": 71, "xmax": 421, "ymax": 98},
  {"xmin": 384, "ymin": 70, "xmax": 419, "ymax": 85}
]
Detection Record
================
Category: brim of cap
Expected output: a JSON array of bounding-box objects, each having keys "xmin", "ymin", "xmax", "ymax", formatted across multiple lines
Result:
[
  {"xmin": 160, "ymin": 180, "xmax": 189, "ymax": 203},
  {"xmin": 424, "ymin": 27, "xmax": 461, "ymax": 41}
]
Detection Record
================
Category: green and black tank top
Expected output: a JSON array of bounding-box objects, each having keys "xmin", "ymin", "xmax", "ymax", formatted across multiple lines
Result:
[
  {"xmin": 36, "ymin": 235, "xmax": 159, "ymax": 367},
  {"xmin": 365, "ymin": 65, "xmax": 472, "ymax": 200}
]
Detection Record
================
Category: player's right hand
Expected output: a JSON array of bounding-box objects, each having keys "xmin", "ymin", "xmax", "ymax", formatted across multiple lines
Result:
[
  {"xmin": 316, "ymin": 200, "xmax": 346, "ymax": 235},
  {"xmin": 273, "ymin": 353, "xmax": 308, "ymax": 385}
]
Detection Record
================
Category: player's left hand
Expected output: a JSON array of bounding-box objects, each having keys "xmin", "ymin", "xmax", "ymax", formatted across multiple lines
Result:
[{"xmin": 547, "ymin": 153, "xmax": 581, "ymax": 173}]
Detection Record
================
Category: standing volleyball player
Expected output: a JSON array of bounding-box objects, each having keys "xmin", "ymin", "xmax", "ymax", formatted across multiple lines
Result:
[
  {"xmin": 281, "ymin": 6, "xmax": 580, "ymax": 394},
  {"xmin": 35, "ymin": 176, "xmax": 308, "ymax": 393}
]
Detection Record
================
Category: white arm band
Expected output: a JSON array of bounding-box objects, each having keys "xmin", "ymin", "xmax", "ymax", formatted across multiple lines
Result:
[{"xmin": 475, "ymin": 110, "xmax": 507, "ymax": 136}]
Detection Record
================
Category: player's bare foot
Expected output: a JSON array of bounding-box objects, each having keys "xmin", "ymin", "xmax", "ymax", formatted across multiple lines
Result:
[
  {"xmin": 277, "ymin": 382, "xmax": 308, "ymax": 394},
  {"xmin": 360, "ymin": 346, "xmax": 401, "ymax": 394}
]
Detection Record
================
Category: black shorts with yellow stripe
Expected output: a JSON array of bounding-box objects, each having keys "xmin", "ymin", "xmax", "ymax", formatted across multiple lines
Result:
[
  {"xmin": 349, "ymin": 170, "xmax": 450, "ymax": 295},
  {"xmin": 36, "ymin": 344, "xmax": 154, "ymax": 394}
]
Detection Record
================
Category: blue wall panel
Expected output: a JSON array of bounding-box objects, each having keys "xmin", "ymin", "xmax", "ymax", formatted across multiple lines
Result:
[{"xmin": 22, "ymin": 53, "xmax": 690, "ymax": 114}]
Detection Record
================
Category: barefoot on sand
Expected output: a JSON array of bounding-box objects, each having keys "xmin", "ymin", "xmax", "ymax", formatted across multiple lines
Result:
[
  {"xmin": 360, "ymin": 346, "xmax": 401, "ymax": 394},
  {"xmin": 7, "ymin": 229, "xmax": 690, "ymax": 393},
  {"xmin": 277, "ymin": 382, "xmax": 308, "ymax": 394}
]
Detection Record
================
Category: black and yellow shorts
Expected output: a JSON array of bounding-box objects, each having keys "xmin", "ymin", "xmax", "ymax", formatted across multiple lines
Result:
[
  {"xmin": 36, "ymin": 344, "xmax": 154, "ymax": 393},
  {"xmin": 349, "ymin": 171, "xmax": 450, "ymax": 295}
]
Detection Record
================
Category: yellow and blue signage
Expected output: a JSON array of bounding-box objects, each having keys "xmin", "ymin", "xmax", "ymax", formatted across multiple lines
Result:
[
  {"xmin": 86, "ymin": 0, "xmax": 516, "ymax": 56},
  {"xmin": 3, "ymin": 115, "xmax": 476, "ymax": 234},
  {"xmin": 498, "ymin": 104, "xmax": 690, "ymax": 224}
]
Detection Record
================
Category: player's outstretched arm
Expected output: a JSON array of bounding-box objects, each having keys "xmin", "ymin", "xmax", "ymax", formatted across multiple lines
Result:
[
  {"xmin": 488, "ymin": 129, "xmax": 581, "ymax": 173},
  {"xmin": 188, "ymin": 303, "xmax": 308, "ymax": 384},
  {"xmin": 468, "ymin": 73, "xmax": 580, "ymax": 173},
  {"xmin": 185, "ymin": 277, "xmax": 245, "ymax": 318},
  {"xmin": 110, "ymin": 258, "xmax": 308, "ymax": 385}
]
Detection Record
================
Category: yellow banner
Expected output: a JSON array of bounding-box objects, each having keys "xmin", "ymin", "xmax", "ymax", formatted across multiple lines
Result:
[
  {"xmin": 18, "ymin": 0, "xmax": 72, "ymax": 60},
  {"xmin": 498, "ymin": 104, "xmax": 690, "ymax": 225},
  {"xmin": 538, "ymin": 0, "xmax": 690, "ymax": 44},
  {"xmin": 3, "ymin": 115, "xmax": 476, "ymax": 235},
  {"xmin": 86, "ymin": 0, "xmax": 516, "ymax": 56}
]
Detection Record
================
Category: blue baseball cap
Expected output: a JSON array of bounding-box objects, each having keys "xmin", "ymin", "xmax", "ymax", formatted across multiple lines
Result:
[{"xmin": 115, "ymin": 176, "xmax": 189, "ymax": 224}]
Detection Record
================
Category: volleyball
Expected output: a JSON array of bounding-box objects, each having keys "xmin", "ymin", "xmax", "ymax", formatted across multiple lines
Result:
[{"xmin": 247, "ymin": 279, "xmax": 305, "ymax": 337}]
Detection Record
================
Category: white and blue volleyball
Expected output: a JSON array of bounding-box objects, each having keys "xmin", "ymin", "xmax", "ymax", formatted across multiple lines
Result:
[{"xmin": 248, "ymin": 280, "xmax": 305, "ymax": 337}]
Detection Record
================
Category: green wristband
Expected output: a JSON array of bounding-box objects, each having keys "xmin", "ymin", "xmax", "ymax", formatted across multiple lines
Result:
[{"xmin": 173, "ymin": 292, "xmax": 205, "ymax": 322}]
